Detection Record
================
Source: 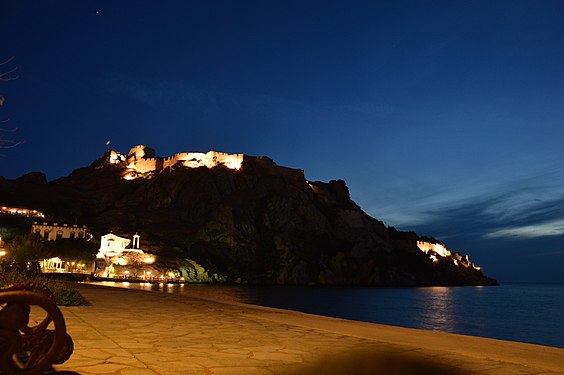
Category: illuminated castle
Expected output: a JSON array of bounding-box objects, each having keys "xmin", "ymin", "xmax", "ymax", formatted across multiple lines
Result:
[
  {"xmin": 416, "ymin": 241, "xmax": 451, "ymax": 258},
  {"xmin": 417, "ymin": 240, "xmax": 481, "ymax": 270},
  {"xmin": 107, "ymin": 145, "xmax": 244, "ymax": 180}
]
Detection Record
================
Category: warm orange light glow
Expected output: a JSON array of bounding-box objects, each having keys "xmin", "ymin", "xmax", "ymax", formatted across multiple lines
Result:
[
  {"xmin": 417, "ymin": 241, "xmax": 451, "ymax": 257},
  {"xmin": 110, "ymin": 146, "xmax": 244, "ymax": 180},
  {"xmin": 1, "ymin": 206, "xmax": 45, "ymax": 218},
  {"xmin": 122, "ymin": 172, "xmax": 136, "ymax": 180}
]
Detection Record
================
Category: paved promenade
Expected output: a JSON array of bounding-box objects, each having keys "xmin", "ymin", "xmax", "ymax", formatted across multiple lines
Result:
[{"xmin": 54, "ymin": 284, "xmax": 564, "ymax": 375}]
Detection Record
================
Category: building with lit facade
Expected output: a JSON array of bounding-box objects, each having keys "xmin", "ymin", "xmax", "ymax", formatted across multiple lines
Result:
[
  {"xmin": 32, "ymin": 222, "xmax": 89, "ymax": 241},
  {"xmin": 95, "ymin": 233, "xmax": 158, "ymax": 279}
]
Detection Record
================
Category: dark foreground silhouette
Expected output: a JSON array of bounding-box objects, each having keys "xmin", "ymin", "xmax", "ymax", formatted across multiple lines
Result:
[{"xmin": 286, "ymin": 350, "xmax": 469, "ymax": 375}]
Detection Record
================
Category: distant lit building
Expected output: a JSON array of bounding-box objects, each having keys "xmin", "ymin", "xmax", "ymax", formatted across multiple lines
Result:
[
  {"xmin": 416, "ymin": 241, "xmax": 451, "ymax": 258},
  {"xmin": 39, "ymin": 257, "xmax": 89, "ymax": 274},
  {"xmin": 0, "ymin": 236, "xmax": 6, "ymax": 258},
  {"xmin": 1, "ymin": 206, "xmax": 45, "ymax": 218},
  {"xmin": 98, "ymin": 233, "xmax": 143, "ymax": 257},
  {"xmin": 95, "ymin": 233, "xmax": 158, "ymax": 279},
  {"xmin": 417, "ymin": 240, "xmax": 482, "ymax": 270},
  {"xmin": 32, "ymin": 222, "xmax": 89, "ymax": 241}
]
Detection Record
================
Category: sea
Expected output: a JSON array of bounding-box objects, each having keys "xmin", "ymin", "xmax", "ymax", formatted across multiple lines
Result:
[{"xmin": 92, "ymin": 281, "xmax": 564, "ymax": 349}]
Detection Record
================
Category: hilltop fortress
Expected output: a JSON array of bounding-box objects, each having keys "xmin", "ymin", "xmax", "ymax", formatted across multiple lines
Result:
[
  {"xmin": 106, "ymin": 145, "xmax": 244, "ymax": 180},
  {"xmin": 96, "ymin": 145, "xmax": 486, "ymax": 277}
]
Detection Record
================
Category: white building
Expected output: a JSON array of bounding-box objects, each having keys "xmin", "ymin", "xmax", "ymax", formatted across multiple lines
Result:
[
  {"xmin": 98, "ymin": 233, "xmax": 143, "ymax": 257},
  {"xmin": 96, "ymin": 233, "xmax": 156, "ymax": 278},
  {"xmin": 32, "ymin": 222, "xmax": 89, "ymax": 241},
  {"xmin": 39, "ymin": 257, "xmax": 89, "ymax": 274}
]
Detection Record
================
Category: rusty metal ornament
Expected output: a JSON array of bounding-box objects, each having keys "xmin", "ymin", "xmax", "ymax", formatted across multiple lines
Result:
[{"xmin": 0, "ymin": 283, "xmax": 74, "ymax": 374}]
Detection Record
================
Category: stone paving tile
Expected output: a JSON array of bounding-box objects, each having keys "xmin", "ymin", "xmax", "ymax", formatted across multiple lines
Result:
[
  {"xmin": 266, "ymin": 363, "xmax": 305, "ymax": 375},
  {"xmin": 249, "ymin": 351, "xmax": 303, "ymax": 362},
  {"xmin": 71, "ymin": 349, "xmax": 113, "ymax": 360},
  {"xmin": 72, "ymin": 363, "xmax": 130, "ymax": 373},
  {"xmin": 106, "ymin": 356, "xmax": 149, "ymax": 367},
  {"xmin": 120, "ymin": 369, "xmax": 161, "ymax": 375},
  {"xmin": 61, "ymin": 356, "xmax": 106, "ymax": 368},
  {"xmin": 210, "ymin": 367, "xmax": 275, "ymax": 375},
  {"xmin": 218, "ymin": 348, "xmax": 252, "ymax": 355},
  {"xmin": 479, "ymin": 368, "xmax": 541, "ymax": 375},
  {"xmin": 53, "ymin": 284, "xmax": 564, "ymax": 375}
]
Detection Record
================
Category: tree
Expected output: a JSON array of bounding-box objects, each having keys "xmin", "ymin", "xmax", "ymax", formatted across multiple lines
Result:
[
  {"xmin": 1, "ymin": 56, "xmax": 23, "ymax": 149},
  {"xmin": 4, "ymin": 233, "xmax": 44, "ymax": 274}
]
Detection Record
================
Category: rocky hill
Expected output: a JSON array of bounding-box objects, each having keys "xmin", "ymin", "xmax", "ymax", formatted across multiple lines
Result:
[{"xmin": 0, "ymin": 146, "xmax": 497, "ymax": 286}]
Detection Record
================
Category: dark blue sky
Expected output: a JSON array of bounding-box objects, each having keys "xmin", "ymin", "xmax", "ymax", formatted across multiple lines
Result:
[{"xmin": 2, "ymin": 1, "xmax": 564, "ymax": 282}]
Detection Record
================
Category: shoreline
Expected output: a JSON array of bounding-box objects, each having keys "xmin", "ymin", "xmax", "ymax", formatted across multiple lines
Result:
[
  {"xmin": 88, "ymin": 280, "xmax": 562, "ymax": 349},
  {"xmin": 55, "ymin": 283, "xmax": 564, "ymax": 374}
]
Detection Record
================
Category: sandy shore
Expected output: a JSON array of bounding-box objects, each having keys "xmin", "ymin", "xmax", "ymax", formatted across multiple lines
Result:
[{"xmin": 53, "ymin": 283, "xmax": 564, "ymax": 375}]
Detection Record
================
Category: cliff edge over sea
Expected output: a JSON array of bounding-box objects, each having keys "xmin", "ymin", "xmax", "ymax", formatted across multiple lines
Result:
[{"xmin": 0, "ymin": 145, "xmax": 496, "ymax": 286}]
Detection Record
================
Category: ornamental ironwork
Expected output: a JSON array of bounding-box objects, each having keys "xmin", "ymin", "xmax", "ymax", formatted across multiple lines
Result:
[{"xmin": 0, "ymin": 283, "xmax": 74, "ymax": 374}]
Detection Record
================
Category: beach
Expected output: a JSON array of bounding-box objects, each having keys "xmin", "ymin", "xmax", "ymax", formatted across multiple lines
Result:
[{"xmin": 54, "ymin": 284, "xmax": 564, "ymax": 374}]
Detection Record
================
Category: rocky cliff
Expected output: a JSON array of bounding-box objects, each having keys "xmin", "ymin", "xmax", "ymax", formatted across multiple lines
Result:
[{"xmin": 0, "ymin": 146, "xmax": 497, "ymax": 286}]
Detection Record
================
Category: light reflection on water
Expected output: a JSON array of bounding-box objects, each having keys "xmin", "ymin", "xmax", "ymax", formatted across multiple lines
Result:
[
  {"xmin": 89, "ymin": 281, "xmax": 564, "ymax": 348},
  {"xmin": 417, "ymin": 287, "xmax": 456, "ymax": 332}
]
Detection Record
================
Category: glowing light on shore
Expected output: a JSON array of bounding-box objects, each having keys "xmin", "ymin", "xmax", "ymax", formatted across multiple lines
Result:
[
  {"xmin": 417, "ymin": 241, "xmax": 451, "ymax": 257},
  {"xmin": 1, "ymin": 206, "xmax": 45, "ymax": 218}
]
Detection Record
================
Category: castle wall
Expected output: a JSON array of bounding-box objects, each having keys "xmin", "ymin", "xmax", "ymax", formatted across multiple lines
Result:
[
  {"xmin": 108, "ymin": 150, "xmax": 125, "ymax": 164},
  {"xmin": 132, "ymin": 158, "xmax": 159, "ymax": 173},
  {"xmin": 128, "ymin": 145, "xmax": 155, "ymax": 159},
  {"xmin": 416, "ymin": 241, "xmax": 451, "ymax": 258},
  {"xmin": 32, "ymin": 222, "xmax": 89, "ymax": 241},
  {"xmin": 214, "ymin": 152, "xmax": 244, "ymax": 170},
  {"xmin": 171, "ymin": 151, "xmax": 243, "ymax": 170},
  {"xmin": 108, "ymin": 146, "xmax": 244, "ymax": 177}
]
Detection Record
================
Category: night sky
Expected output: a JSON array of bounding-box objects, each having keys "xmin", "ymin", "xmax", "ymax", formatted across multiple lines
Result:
[{"xmin": 2, "ymin": 1, "xmax": 564, "ymax": 283}]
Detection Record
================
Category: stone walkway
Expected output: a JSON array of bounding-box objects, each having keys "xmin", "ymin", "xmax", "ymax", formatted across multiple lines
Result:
[{"xmin": 51, "ymin": 284, "xmax": 564, "ymax": 375}]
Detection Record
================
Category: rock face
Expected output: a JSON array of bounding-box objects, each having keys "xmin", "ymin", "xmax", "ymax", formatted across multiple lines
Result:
[{"xmin": 0, "ymin": 146, "xmax": 497, "ymax": 286}]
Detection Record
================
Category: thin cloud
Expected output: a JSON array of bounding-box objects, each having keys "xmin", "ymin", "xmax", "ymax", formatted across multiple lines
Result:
[
  {"xmin": 385, "ymin": 169, "xmax": 564, "ymax": 242},
  {"xmin": 484, "ymin": 219, "xmax": 564, "ymax": 239}
]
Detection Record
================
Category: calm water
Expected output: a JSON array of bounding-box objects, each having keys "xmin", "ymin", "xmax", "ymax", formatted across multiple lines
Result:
[{"xmin": 92, "ymin": 282, "xmax": 564, "ymax": 349}]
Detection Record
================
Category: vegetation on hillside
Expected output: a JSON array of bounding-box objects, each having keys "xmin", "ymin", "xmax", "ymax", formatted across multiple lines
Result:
[
  {"xmin": 0, "ymin": 233, "xmax": 90, "ymax": 306},
  {"xmin": 0, "ymin": 270, "xmax": 90, "ymax": 306}
]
